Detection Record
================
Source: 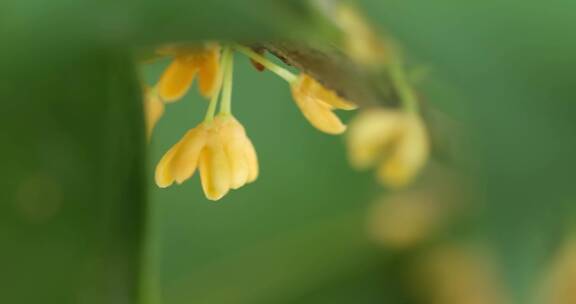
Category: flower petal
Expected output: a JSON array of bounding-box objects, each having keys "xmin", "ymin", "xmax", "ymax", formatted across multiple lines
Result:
[
  {"xmin": 199, "ymin": 136, "xmax": 231, "ymax": 201},
  {"xmin": 292, "ymin": 81, "xmax": 347, "ymax": 135},
  {"xmin": 158, "ymin": 55, "xmax": 199, "ymax": 102},
  {"xmin": 155, "ymin": 141, "xmax": 183, "ymax": 188},
  {"xmin": 221, "ymin": 118, "xmax": 250, "ymax": 189},
  {"xmin": 171, "ymin": 127, "xmax": 208, "ymax": 184},
  {"xmin": 301, "ymin": 74, "xmax": 357, "ymax": 110},
  {"xmin": 243, "ymin": 137, "xmax": 259, "ymax": 183}
]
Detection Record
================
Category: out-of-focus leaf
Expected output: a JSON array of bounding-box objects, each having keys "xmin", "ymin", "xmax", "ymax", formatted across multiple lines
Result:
[
  {"xmin": 0, "ymin": 0, "xmax": 327, "ymax": 47},
  {"xmin": 0, "ymin": 46, "xmax": 146, "ymax": 303}
]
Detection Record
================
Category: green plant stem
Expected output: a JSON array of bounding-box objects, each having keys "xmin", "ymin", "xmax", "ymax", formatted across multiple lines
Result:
[
  {"xmin": 204, "ymin": 49, "xmax": 229, "ymax": 122},
  {"xmin": 234, "ymin": 45, "xmax": 297, "ymax": 83},
  {"xmin": 389, "ymin": 61, "xmax": 419, "ymax": 114},
  {"xmin": 220, "ymin": 48, "xmax": 234, "ymax": 115}
]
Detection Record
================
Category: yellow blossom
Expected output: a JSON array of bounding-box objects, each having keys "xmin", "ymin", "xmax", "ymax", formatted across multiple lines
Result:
[
  {"xmin": 414, "ymin": 246, "xmax": 510, "ymax": 304},
  {"xmin": 234, "ymin": 46, "xmax": 357, "ymax": 136},
  {"xmin": 155, "ymin": 115, "xmax": 258, "ymax": 201},
  {"xmin": 538, "ymin": 239, "xmax": 576, "ymax": 304},
  {"xmin": 290, "ymin": 74, "xmax": 357, "ymax": 135},
  {"xmin": 157, "ymin": 44, "xmax": 221, "ymax": 102},
  {"xmin": 347, "ymin": 108, "xmax": 429, "ymax": 188},
  {"xmin": 335, "ymin": 4, "xmax": 391, "ymax": 67},
  {"xmin": 368, "ymin": 191, "xmax": 442, "ymax": 249},
  {"xmin": 143, "ymin": 87, "xmax": 165, "ymax": 139}
]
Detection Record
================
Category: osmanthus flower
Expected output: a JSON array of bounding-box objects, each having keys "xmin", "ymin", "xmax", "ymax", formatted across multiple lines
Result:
[
  {"xmin": 155, "ymin": 47, "xmax": 259, "ymax": 201},
  {"xmin": 368, "ymin": 169, "xmax": 462, "ymax": 249},
  {"xmin": 538, "ymin": 239, "xmax": 576, "ymax": 304},
  {"xmin": 368, "ymin": 190, "xmax": 442, "ymax": 249},
  {"xmin": 155, "ymin": 114, "xmax": 258, "ymax": 201},
  {"xmin": 414, "ymin": 246, "xmax": 510, "ymax": 304},
  {"xmin": 143, "ymin": 43, "xmax": 221, "ymax": 140},
  {"xmin": 236, "ymin": 45, "xmax": 357, "ymax": 135},
  {"xmin": 157, "ymin": 43, "xmax": 221, "ymax": 102},
  {"xmin": 347, "ymin": 108, "xmax": 429, "ymax": 188},
  {"xmin": 290, "ymin": 74, "xmax": 357, "ymax": 134},
  {"xmin": 335, "ymin": 3, "xmax": 391, "ymax": 67},
  {"xmin": 346, "ymin": 52, "xmax": 430, "ymax": 188}
]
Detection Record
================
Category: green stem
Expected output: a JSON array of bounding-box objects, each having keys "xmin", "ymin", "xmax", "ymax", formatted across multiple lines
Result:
[
  {"xmin": 389, "ymin": 61, "xmax": 419, "ymax": 114},
  {"xmin": 220, "ymin": 48, "xmax": 234, "ymax": 115},
  {"xmin": 204, "ymin": 48, "xmax": 229, "ymax": 122},
  {"xmin": 234, "ymin": 45, "xmax": 297, "ymax": 83},
  {"xmin": 139, "ymin": 194, "xmax": 162, "ymax": 304}
]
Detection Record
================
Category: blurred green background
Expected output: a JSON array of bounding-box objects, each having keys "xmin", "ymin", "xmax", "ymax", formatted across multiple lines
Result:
[{"xmin": 1, "ymin": 0, "xmax": 576, "ymax": 303}]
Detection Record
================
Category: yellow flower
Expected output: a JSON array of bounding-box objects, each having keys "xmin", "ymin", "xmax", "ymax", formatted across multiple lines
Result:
[
  {"xmin": 290, "ymin": 74, "xmax": 357, "ymax": 135},
  {"xmin": 155, "ymin": 115, "xmax": 258, "ymax": 201},
  {"xmin": 335, "ymin": 4, "xmax": 391, "ymax": 67},
  {"xmin": 414, "ymin": 246, "xmax": 510, "ymax": 304},
  {"xmin": 143, "ymin": 86, "xmax": 165, "ymax": 139},
  {"xmin": 233, "ymin": 46, "xmax": 357, "ymax": 136},
  {"xmin": 347, "ymin": 108, "xmax": 429, "ymax": 188},
  {"xmin": 369, "ymin": 191, "xmax": 442, "ymax": 249},
  {"xmin": 539, "ymin": 239, "xmax": 576, "ymax": 304},
  {"xmin": 157, "ymin": 44, "xmax": 221, "ymax": 102}
]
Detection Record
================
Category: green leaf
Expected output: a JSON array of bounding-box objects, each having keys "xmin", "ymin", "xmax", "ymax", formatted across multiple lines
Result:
[
  {"xmin": 0, "ymin": 47, "xmax": 146, "ymax": 303},
  {"xmin": 0, "ymin": 0, "xmax": 322, "ymax": 47}
]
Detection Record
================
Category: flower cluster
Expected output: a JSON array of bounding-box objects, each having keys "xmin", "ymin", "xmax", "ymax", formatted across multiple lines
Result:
[
  {"xmin": 144, "ymin": 44, "xmax": 221, "ymax": 137},
  {"xmin": 145, "ymin": 44, "xmax": 360, "ymax": 200},
  {"xmin": 144, "ymin": 39, "xmax": 430, "ymax": 200}
]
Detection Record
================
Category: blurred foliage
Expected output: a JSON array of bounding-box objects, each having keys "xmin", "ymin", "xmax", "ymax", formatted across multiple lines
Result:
[
  {"xmin": 0, "ymin": 48, "xmax": 146, "ymax": 303},
  {"xmin": 2, "ymin": 0, "xmax": 576, "ymax": 304}
]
